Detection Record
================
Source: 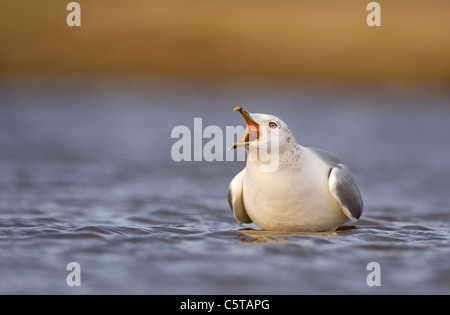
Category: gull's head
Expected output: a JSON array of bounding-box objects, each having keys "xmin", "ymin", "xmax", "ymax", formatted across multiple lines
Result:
[{"xmin": 229, "ymin": 107, "xmax": 296, "ymax": 155}]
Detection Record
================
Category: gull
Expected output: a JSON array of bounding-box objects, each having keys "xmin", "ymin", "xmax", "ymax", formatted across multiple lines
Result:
[{"xmin": 228, "ymin": 107, "xmax": 363, "ymax": 232}]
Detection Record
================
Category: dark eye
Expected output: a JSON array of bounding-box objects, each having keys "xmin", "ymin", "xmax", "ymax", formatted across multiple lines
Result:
[{"xmin": 269, "ymin": 121, "xmax": 278, "ymax": 129}]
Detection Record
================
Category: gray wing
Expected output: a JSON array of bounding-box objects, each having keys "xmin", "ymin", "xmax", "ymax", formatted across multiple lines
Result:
[
  {"xmin": 228, "ymin": 169, "xmax": 253, "ymax": 225},
  {"xmin": 310, "ymin": 148, "xmax": 363, "ymax": 221}
]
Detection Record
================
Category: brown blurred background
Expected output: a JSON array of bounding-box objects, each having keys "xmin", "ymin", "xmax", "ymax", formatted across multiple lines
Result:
[{"xmin": 0, "ymin": 0, "xmax": 449, "ymax": 83}]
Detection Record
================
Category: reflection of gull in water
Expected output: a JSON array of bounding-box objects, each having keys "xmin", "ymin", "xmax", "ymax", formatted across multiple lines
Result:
[
  {"xmin": 236, "ymin": 226, "xmax": 355, "ymax": 244},
  {"xmin": 228, "ymin": 107, "xmax": 363, "ymax": 232}
]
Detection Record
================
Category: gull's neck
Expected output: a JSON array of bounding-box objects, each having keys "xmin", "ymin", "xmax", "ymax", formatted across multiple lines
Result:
[{"xmin": 246, "ymin": 142, "xmax": 303, "ymax": 173}]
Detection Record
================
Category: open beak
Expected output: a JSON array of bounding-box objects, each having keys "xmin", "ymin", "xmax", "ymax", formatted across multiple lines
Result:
[{"xmin": 228, "ymin": 107, "xmax": 262, "ymax": 150}]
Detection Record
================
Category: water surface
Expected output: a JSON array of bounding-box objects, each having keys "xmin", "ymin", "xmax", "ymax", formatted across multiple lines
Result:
[{"xmin": 0, "ymin": 78, "xmax": 449, "ymax": 294}]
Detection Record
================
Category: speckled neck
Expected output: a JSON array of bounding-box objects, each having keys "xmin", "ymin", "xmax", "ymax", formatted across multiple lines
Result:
[
  {"xmin": 246, "ymin": 136, "xmax": 303, "ymax": 172},
  {"xmin": 278, "ymin": 142, "xmax": 302, "ymax": 171}
]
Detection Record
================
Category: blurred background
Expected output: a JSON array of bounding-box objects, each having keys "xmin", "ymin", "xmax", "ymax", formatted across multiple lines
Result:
[
  {"xmin": 1, "ymin": 0, "xmax": 450, "ymax": 294},
  {"xmin": 0, "ymin": 0, "xmax": 449, "ymax": 82}
]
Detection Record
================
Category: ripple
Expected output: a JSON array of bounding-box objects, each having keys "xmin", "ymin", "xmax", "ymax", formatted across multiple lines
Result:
[
  {"xmin": 73, "ymin": 225, "xmax": 153, "ymax": 236},
  {"xmin": 401, "ymin": 225, "xmax": 433, "ymax": 231},
  {"xmin": 35, "ymin": 232, "xmax": 104, "ymax": 240},
  {"xmin": 126, "ymin": 216, "xmax": 162, "ymax": 225},
  {"xmin": 234, "ymin": 228, "xmax": 348, "ymax": 244}
]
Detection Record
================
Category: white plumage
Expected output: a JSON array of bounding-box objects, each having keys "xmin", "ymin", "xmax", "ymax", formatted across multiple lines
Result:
[{"xmin": 228, "ymin": 107, "xmax": 363, "ymax": 232}]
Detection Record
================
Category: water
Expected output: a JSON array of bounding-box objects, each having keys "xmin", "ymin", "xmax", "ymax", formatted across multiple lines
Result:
[{"xmin": 0, "ymin": 77, "xmax": 449, "ymax": 294}]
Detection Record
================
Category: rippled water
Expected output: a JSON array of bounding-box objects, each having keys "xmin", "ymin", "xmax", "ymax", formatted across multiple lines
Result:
[{"xmin": 0, "ymin": 78, "xmax": 449, "ymax": 294}]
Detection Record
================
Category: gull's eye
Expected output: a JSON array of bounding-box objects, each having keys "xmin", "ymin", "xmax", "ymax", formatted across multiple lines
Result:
[{"xmin": 269, "ymin": 121, "xmax": 278, "ymax": 129}]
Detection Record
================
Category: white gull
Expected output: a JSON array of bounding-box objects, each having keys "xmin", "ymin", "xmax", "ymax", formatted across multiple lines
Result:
[{"xmin": 228, "ymin": 107, "xmax": 363, "ymax": 232}]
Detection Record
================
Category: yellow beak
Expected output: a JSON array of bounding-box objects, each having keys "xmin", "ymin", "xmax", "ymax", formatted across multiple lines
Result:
[{"xmin": 228, "ymin": 107, "xmax": 262, "ymax": 150}]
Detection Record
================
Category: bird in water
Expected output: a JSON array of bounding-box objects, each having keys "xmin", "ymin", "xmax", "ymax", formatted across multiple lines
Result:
[{"xmin": 228, "ymin": 107, "xmax": 363, "ymax": 232}]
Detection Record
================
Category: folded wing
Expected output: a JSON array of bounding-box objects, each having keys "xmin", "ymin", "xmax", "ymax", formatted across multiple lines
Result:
[
  {"xmin": 310, "ymin": 148, "xmax": 363, "ymax": 221},
  {"xmin": 228, "ymin": 169, "xmax": 253, "ymax": 224}
]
